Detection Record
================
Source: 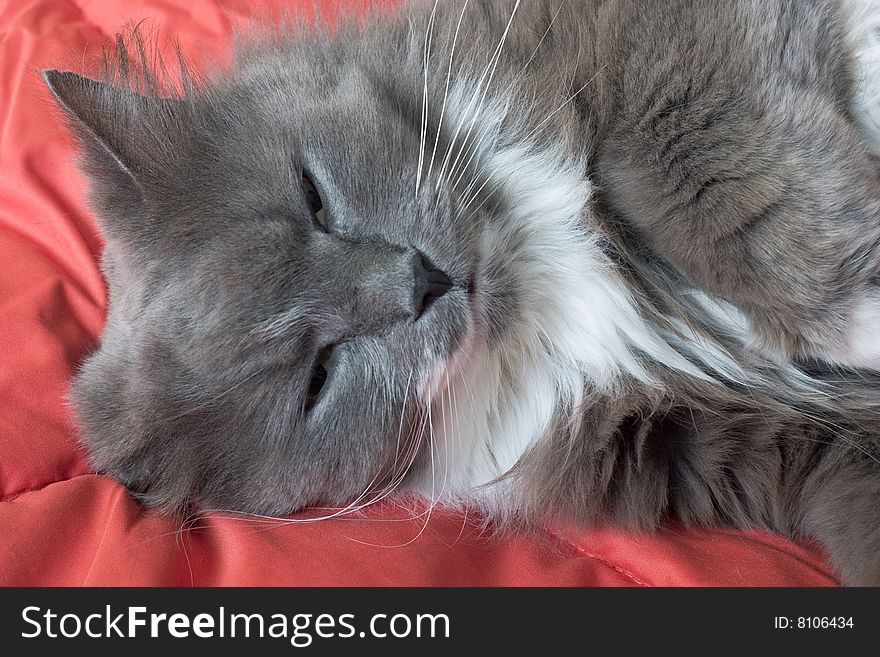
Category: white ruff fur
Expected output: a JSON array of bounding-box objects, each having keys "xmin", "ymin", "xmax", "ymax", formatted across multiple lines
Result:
[{"xmin": 410, "ymin": 82, "xmax": 737, "ymax": 510}]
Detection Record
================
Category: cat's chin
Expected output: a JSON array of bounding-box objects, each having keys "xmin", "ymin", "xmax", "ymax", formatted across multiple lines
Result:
[{"xmin": 418, "ymin": 274, "xmax": 486, "ymax": 409}]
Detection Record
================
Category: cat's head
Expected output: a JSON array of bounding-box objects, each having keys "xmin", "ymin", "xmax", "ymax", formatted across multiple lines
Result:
[{"xmin": 44, "ymin": 18, "xmax": 599, "ymax": 516}]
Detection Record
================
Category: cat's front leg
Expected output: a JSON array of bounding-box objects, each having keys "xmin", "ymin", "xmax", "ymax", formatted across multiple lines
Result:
[
  {"xmin": 597, "ymin": 85, "xmax": 880, "ymax": 370},
  {"xmin": 594, "ymin": 0, "xmax": 880, "ymax": 370}
]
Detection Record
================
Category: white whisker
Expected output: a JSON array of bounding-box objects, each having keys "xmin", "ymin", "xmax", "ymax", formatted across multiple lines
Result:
[
  {"xmin": 436, "ymin": 0, "xmax": 522, "ymax": 189},
  {"xmin": 426, "ymin": 0, "xmax": 470, "ymax": 183},
  {"xmin": 443, "ymin": 1, "xmax": 522, "ymax": 185},
  {"xmin": 416, "ymin": 0, "xmax": 440, "ymax": 195},
  {"xmin": 524, "ymin": 64, "xmax": 607, "ymax": 142}
]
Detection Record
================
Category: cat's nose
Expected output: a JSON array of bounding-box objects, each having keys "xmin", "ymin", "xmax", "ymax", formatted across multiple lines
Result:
[{"xmin": 413, "ymin": 252, "xmax": 453, "ymax": 318}]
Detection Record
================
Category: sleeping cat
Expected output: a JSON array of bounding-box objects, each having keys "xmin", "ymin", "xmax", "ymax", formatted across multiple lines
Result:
[{"xmin": 43, "ymin": 0, "xmax": 880, "ymax": 585}]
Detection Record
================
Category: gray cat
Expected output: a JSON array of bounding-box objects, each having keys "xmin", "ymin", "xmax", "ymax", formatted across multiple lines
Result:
[{"xmin": 43, "ymin": 0, "xmax": 880, "ymax": 585}]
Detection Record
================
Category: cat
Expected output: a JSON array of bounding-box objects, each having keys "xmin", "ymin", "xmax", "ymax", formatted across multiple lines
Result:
[{"xmin": 43, "ymin": 0, "xmax": 880, "ymax": 585}]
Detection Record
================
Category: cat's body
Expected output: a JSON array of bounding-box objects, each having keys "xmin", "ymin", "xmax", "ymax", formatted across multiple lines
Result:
[{"xmin": 43, "ymin": 0, "xmax": 880, "ymax": 584}]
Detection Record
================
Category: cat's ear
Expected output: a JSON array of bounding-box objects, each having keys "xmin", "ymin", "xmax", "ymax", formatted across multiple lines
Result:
[{"xmin": 42, "ymin": 69, "xmax": 171, "ymax": 196}]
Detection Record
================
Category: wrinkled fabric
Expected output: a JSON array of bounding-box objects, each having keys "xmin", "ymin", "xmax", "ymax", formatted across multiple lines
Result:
[{"xmin": 0, "ymin": 0, "xmax": 838, "ymax": 586}]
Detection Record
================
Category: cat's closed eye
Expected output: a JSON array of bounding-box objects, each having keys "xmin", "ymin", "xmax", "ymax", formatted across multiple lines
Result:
[
  {"xmin": 305, "ymin": 345, "xmax": 333, "ymax": 412},
  {"xmin": 302, "ymin": 171, "xmax": 328, "ymax": 231}
]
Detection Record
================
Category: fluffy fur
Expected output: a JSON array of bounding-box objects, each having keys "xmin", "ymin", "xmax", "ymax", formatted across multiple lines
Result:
[{"xmin": 43, "ymin": 0, "xmax": 880, "ymax": 585}]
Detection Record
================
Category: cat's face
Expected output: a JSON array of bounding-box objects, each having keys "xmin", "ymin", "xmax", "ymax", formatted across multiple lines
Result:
[{"xmin": 42, "ymin": 30, "xmax": 506, "ymax": 515}]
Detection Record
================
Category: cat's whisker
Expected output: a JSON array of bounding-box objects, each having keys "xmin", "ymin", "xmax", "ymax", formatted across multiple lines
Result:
[
  {"xmin": 435, "ymin": 0, "xmax": 521, "ymax": 190},
  {"xmin": 445, "ymin": 84, "xmax": 515, "ymax": 192},
  {"xmin": 442, "ymin": 31, "xmax": 521, "ymax": 192},
  {"xmin": 202, "ymin": 456, "xmax": 398, "ymax": 528},
  {"xmin": 447, "ymin": 96, "xmax": 516, "ymax": 196},
  {"xmin": 426, "ymin": 0, "xmax": 470, "ymax": 184},
  {"xmin": 449, "ymin": 126, "xmax": 493, "ymax": 194},
  {"xmin": 372, "ymin": 427, "xmax": 432, "ymax": 517},
  {"xmin": 447, "ymin": 0, "xmax": 570, "ymax": 192},
  {"xmin": 332, "ymin": 408, "xmax": 437, "ymax": 541},
  {"xmin": 416, "ymin": 0, "xmax": 440, "ymax": 195},
  {"xmin": 523, "ymin": 63, "xmax": 607, "ymax": 143},
  {"xmin": 449, "ymin": 167, "xmax": 484, "ymax": 222},
  {"xmin": 454, "ymin": 172, "xmax": 497, "ymax": 224},
  {"xmin": 389, "ymin": 379, "xmax": 440, "ymax": 546},
  {"xmin": 436, "ymin": 371, "xmax": 453, "ymax": 504},
  {"xmin": 443, "ymin": 130, "xmax": 489, "ymax": 212},
  {"xmin": 258, "ymin": 372, "xmax": 431, "ymax": 527},
  {"xmin": 352, "ymin": 404, "xmax": 464, "ymax": 548},
  {"xmin": 433, "ymin": 63, "xmax": 489, "ymax": 193},
  {"xmin": 344, "ymin": 376, "xmax": 427, "ymax": 516},
  {"xmin": 177, "ymin": 515, "xmax": 196, "ymax": 587},
  {"xmin": 455, "ymin": 165, "xmax": 495, "ymax": 219},
  {"xmin": 163, "ymin": 367, "xmax": 266, "ymax": 424},
  {"xmin": 390, "ymin": 367, "xmax": 415, "ymax": 480},
  {"xmin": 513, "ymin": 0, "xmax": 570, "ymax": 83},
  {"xmin": 413, "ymin": 370, "xmax": 456, "ymax": 538},
  {"xmin": 282, "ymin": 384, "xmax": 435, "ymax": 530},
  {"xmin": 381, "ymin": 383, "xmax": 430, "ymax": 493},
  {"xmin": 444, "ymin": 373, "xmax": 473, "ymax": 547},
  {"xmin": 451, "ymin": 143, "xmax": 502, "ymax": 220},
  {"xmin": 442, "ymin": 2, "xmax": 522, "ymax": 185}
]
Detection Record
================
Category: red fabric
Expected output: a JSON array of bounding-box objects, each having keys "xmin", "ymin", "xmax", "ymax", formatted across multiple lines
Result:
[{"xmin": 0, "ymin": 0, "xmax": 839, "ymax": 587}]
